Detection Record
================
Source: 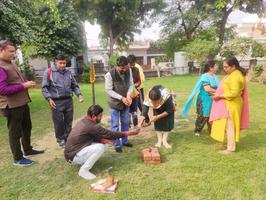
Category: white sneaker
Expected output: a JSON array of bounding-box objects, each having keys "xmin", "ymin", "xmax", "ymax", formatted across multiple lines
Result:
[
  {"xmin": 195, "ymin": 132, "xmax": 200, "ymax": 136},
  {"xmin": 78, "ymin": 169, "xmax": 96, "ymax": 180}
]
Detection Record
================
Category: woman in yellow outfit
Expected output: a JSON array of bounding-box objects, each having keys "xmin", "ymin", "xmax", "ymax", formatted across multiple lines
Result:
[{"xmin": 211, "ymin": 57, "xmax": 248, "ymax": 154}]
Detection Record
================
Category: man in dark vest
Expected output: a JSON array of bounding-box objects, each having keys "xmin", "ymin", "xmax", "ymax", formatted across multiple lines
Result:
[
  {"xmin": 0, "ymin": 40, "xmax": 44, "ymax": 166},
  {"xmin": 104, "ymin": 56, "xmax": 134, "ymax": 152}
]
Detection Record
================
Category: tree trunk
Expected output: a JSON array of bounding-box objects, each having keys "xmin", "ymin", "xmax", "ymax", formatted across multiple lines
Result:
[
  {"xmin": 218, "ymin": 6, "xmax": 233, "ymax": 48},
  {"xmin": 108, "ymin": 23, "xmax": 114, "ymax": 58}
]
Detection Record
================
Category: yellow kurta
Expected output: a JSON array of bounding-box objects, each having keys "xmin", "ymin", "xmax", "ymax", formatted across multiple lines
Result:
[
  {"xmin": 211, "ymin": 70, "xmax": 244, "ymax": 142},
  {"xmin": 135, "ymin": 63, "xmax": 145, "ymax": 89}
]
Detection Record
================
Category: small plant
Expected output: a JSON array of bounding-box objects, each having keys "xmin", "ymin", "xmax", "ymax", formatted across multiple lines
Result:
[{"xmin": 254, "ymin": 64, "xmax": 264, "ymax": 77}]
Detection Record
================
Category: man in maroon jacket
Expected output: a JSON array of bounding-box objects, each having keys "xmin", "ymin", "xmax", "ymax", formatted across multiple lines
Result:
[
  {"xmin": 64, "ymin": 104, "xmax": 140, "ymax": 180},
  {"xmin": 0, "ymin": 40, "xmax": 44, "ymax": 166}
]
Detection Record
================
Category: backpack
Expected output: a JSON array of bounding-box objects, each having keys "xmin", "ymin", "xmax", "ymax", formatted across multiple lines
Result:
[{"xmin": 47, "ymin": 67, "xmax": 72, "ymax": 81}]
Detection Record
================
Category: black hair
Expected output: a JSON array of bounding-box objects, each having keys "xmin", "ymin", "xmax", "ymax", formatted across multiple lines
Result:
[
  {"xmin": 127, "ymin": 54, "xmax": 136, "ymax": 63},
  {"xmin": 203, "ymin": 60, "xmax": 216, "ymax": 73},
  {"xmin": 0, "ymin": 40, "xmax": 16, "ymax": 49},
  {"xmin": 149, "ymin": 85, "xmax": 162, "ymax": 101},
  {"xmin": 116, "ymin": 56, "xmax": 128, "ymax": 66},
  {"xmin": 87, "ymin": 105, "xmax": 103, "ymax": 117},
  {"xmin": 55, "ymin": 54, "xmax": 66, "ymax": 61},
  {"xmin": 224, "ymin": 56, "xmax": 247, "ymax": 76}
]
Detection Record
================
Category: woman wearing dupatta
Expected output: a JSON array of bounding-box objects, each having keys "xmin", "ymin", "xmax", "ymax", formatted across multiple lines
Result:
[
  {"xmin": 181, "ymin": 60, "xmax": 219, "ymax": 136},
  {"xmin": 210, "ymin": 57, "xmax": 249, "ymax": 154}
]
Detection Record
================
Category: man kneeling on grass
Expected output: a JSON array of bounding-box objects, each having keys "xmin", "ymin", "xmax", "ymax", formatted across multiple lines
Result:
[{"xmin": 64, "ymin": 105, "xmax": 140, "ymax": 180}]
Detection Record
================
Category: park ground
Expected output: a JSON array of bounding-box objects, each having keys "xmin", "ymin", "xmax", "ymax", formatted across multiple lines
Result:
[{"xmin": 0, "ymin": 75, "xmax": 266, "ymax": 200}]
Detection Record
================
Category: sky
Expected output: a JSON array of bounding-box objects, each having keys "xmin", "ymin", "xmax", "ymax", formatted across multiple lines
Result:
[{"xmin": 84, "ymin": 10, "xmax": 259, "ymax": 46}]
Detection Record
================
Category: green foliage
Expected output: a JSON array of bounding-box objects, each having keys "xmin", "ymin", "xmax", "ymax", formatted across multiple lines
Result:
[
  {"xmin": 74, "ymin": 0, "xmax": 165, "ymax": 56},
  {"xmin": 30, "ymin": 0, "xmax": 83, "ymax": 60},
  {"xmin": 182, "ymin": 39, "xmax": 219, "ymax": 64},
  {"xmin": 80, "ymin": 64, "xmax": 90, "ymax": 83},
  {"xmin": 251, "ymin": 41, "xmax": 266, "ymax": 58},
  {"xmin": 253, "ymin": 64, "xmax": 264, "ymax": 77},
  {"xmin": 108, "ymin": 51, "xmax": 120, "ymax": 67},
  {"xmin": 0, "ymin": 0, "xmax": 83, "ymax": 61},
  {"xmin": 220, "ymin": 37, "xmax": 253, "ymax": 58},
  {"xmin": 0, "ymin": 0, "xmax": 35, "ymax": 44}
]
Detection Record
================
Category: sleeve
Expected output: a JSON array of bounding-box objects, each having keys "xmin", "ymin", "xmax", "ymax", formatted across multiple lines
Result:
[
  {"xmin": 70, "ymin": 73, "xmax": 82, "ymax": 97},
  {"xmin": 134, "ymin": 68, "xmax": 141, "ymax": 87},
  {"xmin": 223, "ymin": 75, "xmax": 244, "ymax": 100},
  {"xmin": 127, "ymin": 69, "xmax": 134, "ymax": 96},
  {"xmin": 141, "ymin": 104, "xmax": 149, "ymax": 118},
  {"xmin": 0, "ymin": 67, "xmax": 24, "ymax": 95},
  {"xmin": 165, "ymin": 96, "xmax": 174, "ymax": 115},
  {"xmin": 104, "ymin": 72, "xmax": 123, "ymax": 100},
  {"xmin": 96, "ymin": 125, "xmax": 125, "ymax": 139},
  {"xmin": 41, "ymin": 69, "xmax": 52, "ymax": 100}
]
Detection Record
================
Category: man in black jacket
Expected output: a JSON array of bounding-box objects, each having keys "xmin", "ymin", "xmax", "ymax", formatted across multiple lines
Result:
[{"xmin": 64, "ymin": 105, "xmax": 140, "ymax": 180}]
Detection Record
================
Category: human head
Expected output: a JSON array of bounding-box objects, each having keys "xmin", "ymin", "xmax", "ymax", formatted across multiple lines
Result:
[
  {"xmin": 149, "ymin": 85, "xmax": 162, "ymax": 108},
  {"xmin": 127, "ymin": 54, "xmax": 136, "ymax": 67},
  {"xmin": 116, "ymin": 56, "xmax": 129, "ymax": 74},
  {"xmin": 55, "ymin": 54, "xmax": 67, "ymax": 71},
  {"xmin": 203, "ymin": 60, "xmax": 218, "ymax": 73},
  {"xmin": 0, "ymin": 40, "xmax": 16, "ymax": 62},
  {"xmin": 87, "ymin": 104, "xmax": 104, "ymax": 123},
  {"xmin": 223, "ymin": 56, "xmax": 246, "ymax": 75}
]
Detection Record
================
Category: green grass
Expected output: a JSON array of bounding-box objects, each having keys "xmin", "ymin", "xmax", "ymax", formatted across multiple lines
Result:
[{"xmin": 0, "ymin": 75, "xmax": 266, "ymax": 200}]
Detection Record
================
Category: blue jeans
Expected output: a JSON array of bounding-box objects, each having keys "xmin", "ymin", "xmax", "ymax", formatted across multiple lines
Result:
[{"xmin": 110, "ymin": 107, "xmax": 130, "ymax": 149}]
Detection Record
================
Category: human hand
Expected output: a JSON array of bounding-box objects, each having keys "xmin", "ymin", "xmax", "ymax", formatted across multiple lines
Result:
[
  {"xmin": 23, "ymin": 81, "xmax": 36, "ymax": 89},
  {"xmin": 122, "ymin": 97, "xmax": 130, "ymax": 106},
  {"xmin": 79, "ymin": 95, "xmax": 84, "ymax": 103},
  {"xmin": 127, "ymin": 127, "xmax": 141, "ymax": 136},
  {"xmin": 212, "ymin": 93, "xmax": 221, "ymax": 100},
  {"xmin": 48, "ymin": 98, "xmax": 56, "ymax": 109},
  {"xmin": 126, "ymin": 95, "xmax": 132, "ymax": 106},
  {"xmin": 151, "ymin": 115, "xmax": 159, "ymax": 122}
]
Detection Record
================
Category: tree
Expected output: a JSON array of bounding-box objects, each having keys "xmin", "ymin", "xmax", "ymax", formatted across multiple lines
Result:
[
  {"xmin": 183, "ymin": 38, "xmax": 219, "ymax": 66},
  {"xmin": 220, "ymin": 37, "xmax": 253, "ymax": 58},
  {"xmin": 30, "ymin": 0, "xmax": 83, "ymax": 60},
  {"xmin": 74, "ymin": 0, "xmax": 165, "ymax": 57},
  {"xmin": 0, "ymin": 0, "xmax": 35, "ymax": 44}
]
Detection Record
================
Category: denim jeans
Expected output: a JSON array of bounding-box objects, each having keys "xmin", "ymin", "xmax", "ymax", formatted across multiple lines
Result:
[{"xmin": 110, "ymin": 107, "xmax": 130, "ymax": 148}]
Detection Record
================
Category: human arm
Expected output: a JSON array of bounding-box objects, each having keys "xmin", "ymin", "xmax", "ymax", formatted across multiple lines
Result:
[
  {"xmin": 70, "ymin": 73, "xmax": 83, "ymax": 99},
  {"xmin": 151, "ymin": 97, "xmax": 174, "ymax": 122},
  {"xmin": 0, "ymin": 68, "xmax": 34, "ymax": 95}
]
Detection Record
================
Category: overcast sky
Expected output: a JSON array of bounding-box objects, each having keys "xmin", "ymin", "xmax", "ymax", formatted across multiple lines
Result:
[{"xmin": 85, "ymin": 10, "xmax": 259, "ymax": 46}]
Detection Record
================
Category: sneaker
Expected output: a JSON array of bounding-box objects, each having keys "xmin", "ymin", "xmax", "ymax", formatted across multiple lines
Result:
[
  {"xmin": 195, "ymin": 132, "xmax": 200, "ymax": 137},
  {"xmin": 78, "ymin": 169, "xmax": 96, "ymax": 180},
  {"xmin": 13, "ymin": 158, "xmax": 33, "ymax": 166},
  {"xmin": 24, "ymin": 149, "xmax": 45, "ymax": 157},
  {"xmin": 123, "ymin": 143, "xmax": 133, "ymax": 147},
  {"xmin": 57, "ymin": 140, "xmax": 65, "ymax": 148},
  {"xmin": 115, "ymin": 147, "xmax": 122, "ymax": 153}
]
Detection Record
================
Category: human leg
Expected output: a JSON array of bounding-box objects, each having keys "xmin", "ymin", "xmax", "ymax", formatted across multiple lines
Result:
[
  {"xmin": 110, "ymin": 108, "xmax": 121, "ymax": 149},
  {"xmin": 72, "ymin": 143, "xmax": 107, "ymax": 180}
]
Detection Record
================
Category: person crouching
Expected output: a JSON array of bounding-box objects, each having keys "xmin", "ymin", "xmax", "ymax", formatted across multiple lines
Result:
[{"xmin": 64, "ymin": 105, "xmax": 140, "ymax": 180}]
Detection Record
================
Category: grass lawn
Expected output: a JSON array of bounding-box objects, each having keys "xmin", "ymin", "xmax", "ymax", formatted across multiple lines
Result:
[{"xmin": 0, "ymin": 75, "xmax": 266, "ymax": 200}]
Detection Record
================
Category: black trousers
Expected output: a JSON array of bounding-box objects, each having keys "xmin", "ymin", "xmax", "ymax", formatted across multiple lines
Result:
[
  {"xmin": 137, "ymin": 88, "xmax": 144, "ymax": 112},
  {"xmin": 51, "ymin": 98, "xmax": 73, "ymax": 142},
  {"xmin": 1, "ymin": 105, "xmax": 33, "ymax": 161}
]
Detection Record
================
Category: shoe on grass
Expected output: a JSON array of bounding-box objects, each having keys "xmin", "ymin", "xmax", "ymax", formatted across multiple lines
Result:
[
  {"xmin": 57, "ymin": 140, "xmax": 65, "ymax": 148},
  {"xmin": 78, "ymin": 169, "xmax": 96, "ymax": 180},
  {"xmin": 13, "ymin": 158, "xmax": 33, "ymax": 166},
  {"xmin": 123, "ymin": 142, "xmax": 133, "ymax": 147},
  {"xmin": 195, "ymin": 132, "xmax": 200, "ymax": 137},
  {"xmin": 24, "ymin": 149, "xmax": 45, "ymax": 156},
  {"xmin": 115, "ymin": 147, "xmax": 122, "ymax": 153}
]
